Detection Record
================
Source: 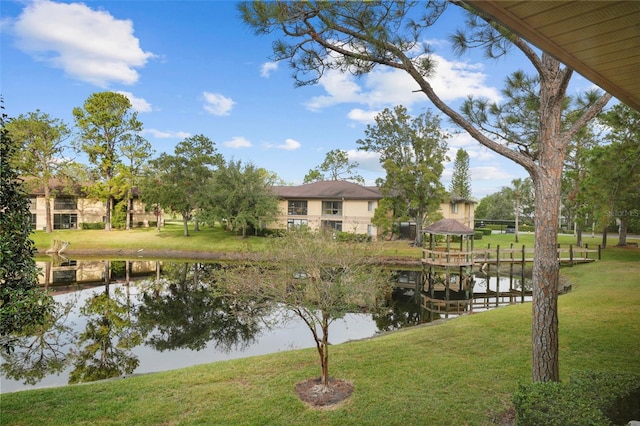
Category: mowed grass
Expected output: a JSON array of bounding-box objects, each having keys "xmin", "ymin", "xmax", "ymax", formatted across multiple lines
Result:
[
  {"xmin": 3, "ymin": 243, "xmax": 639, "ymax": 425},
  {"xmin": 31, "ymin": 222, "xmax": 637, "ymax": 260}
]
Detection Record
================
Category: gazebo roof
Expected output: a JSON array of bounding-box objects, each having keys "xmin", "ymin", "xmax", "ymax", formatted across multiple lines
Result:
[{"xmin": 423, "ymin": 219, "xmax": 475, "ymax": 236}]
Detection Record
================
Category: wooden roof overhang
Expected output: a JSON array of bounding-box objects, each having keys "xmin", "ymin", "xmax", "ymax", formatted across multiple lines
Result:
[{"xmin": 464, "ymin": 1, "xmax": 640, "ymax": 111}]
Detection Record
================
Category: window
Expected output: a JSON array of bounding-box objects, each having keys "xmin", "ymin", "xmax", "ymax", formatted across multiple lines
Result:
[
  {"xmin": 451, "ymin": 202, "xmax": 458, "ymax": 214},
  {"xmin": 322, "ymin": 201, "xmax": 342, "ymax": 216},
  {"xmin": 288, "ymin": 200, "xmax": 308, "ymax": 215},
  {"xmin": 368, "ymin": 201, "xmax": 375, "ymax": 212},
  {"xmin": 30, "ymin": 214, "xmax": 37, "ymax": 229},
  {"xmin": 368, "ymin": 224, "xmax": 375, "ymax": 236},
  {"xmin": 54, "ymin": 197, "xmax": 77, "ymax": 210},
  {"xmin": 52, "ymin": 269, "xmax": 76, "ymax": 283},
  {"xmin": 287, "ymin": 218, "xmax": 308, "ymax": 229},
  {"xmin": 54, "ymin": 214, "xmax": 77, "ymax": 229},
  {"xmin": 322, "ymin": 220, "xmax": 342, "ymax": 231},
  {"xmin": 29, "ymin": 197, "xmax": 37, "ymax": 210}
]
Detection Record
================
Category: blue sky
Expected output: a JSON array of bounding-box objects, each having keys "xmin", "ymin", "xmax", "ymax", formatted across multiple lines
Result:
[{"xmin": 1, "ymin": 0, "xmax": 602, "ymax": 198}]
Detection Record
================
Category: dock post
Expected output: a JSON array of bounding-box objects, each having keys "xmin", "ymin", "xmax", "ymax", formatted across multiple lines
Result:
[
  {"xmin": 598, "ymin": 245, "xmax": 602, "ymax": 260},
  {"xmin": 521, "ymin": 245, "xmax": 526, "ymax": 302},
  {"xmin": 509, "ymin": 243, "xmax": 514, "ymax": 291},
  {"xmin": 496, "ymin": 245, "xmax": 501, "ymax": 307},
  {"xmin": 569, "ymin": 244, "xmax": 574, "ymax": 267}
]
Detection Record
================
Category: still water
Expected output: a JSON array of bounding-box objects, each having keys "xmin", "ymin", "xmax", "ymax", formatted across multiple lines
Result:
[
  {"xmin": 1, "ymin": 259, "xmax": 424, "ymax": 393},
  {"xmin": 1, "ymin": 259, "xmax": 530, "ymax": 393}
]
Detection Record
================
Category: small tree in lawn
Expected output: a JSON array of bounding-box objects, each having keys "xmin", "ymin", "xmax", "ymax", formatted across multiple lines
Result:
[{"xmin": 219, "ymin": 229, "xmax": 391, "ymax": 399}]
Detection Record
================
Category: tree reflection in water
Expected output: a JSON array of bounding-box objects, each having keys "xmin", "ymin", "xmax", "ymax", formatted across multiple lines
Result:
[
  {"xmin": 0, "ymin": 299, "xmax": 75, "ymax": 385},
  {"xmin": 136, "ymin": 262, "xmax": 267, "ymax": 353},
  {"xmin": 68, "ymin": 284, "xmax": 142, "ymax": 384},
  {"xmin": 1, "ymin": 261, "xmax": 269, "ymax": 388}
]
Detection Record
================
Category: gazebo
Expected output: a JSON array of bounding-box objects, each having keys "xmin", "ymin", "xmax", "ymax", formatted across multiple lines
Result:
[{"xmin": 421, "ymin": 219, "xmax": 477, "ymax": 315}]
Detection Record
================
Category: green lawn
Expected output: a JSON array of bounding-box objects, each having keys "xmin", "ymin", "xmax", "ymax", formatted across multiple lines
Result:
[
  {"xmin": 31, "ymin": 222, "xmax": 636, "ymax": 260},
  {"xmin": 4, "ymin": 235, "xmax": 640, "ymax": 425}
]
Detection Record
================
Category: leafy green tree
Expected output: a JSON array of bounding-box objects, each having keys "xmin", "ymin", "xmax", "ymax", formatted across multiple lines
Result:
[
  {"xmin": 218, "ymin": 229, "xmax": 391, "ymax": 393},
  {"xmin": 73, "ymin": 92, "xmax": 143, "ymax": 231},
  {"xmin": 357, "ymin": 106, "xmax": 448, "ymax": 246},
  {"xmin": 475, "ymin": 188, "xmax": 515, "ymax": 221},
  {"xmin": 118, "ymin": 135, "xmax": 153, "ymax": 230},
  {"xmin": 0, "ymin": 106, "xmax": 54, "ymax": 351},
  {"xmin": 140, "ymin": 135, "xmax": 222, "ymax": 236},
  {"xmin": 207, "ymin": 160, "xmax": 280, "ymax": 237},
  {"xmin": 580, "ymin": 103, "xmax": 640, "ymax": 246},
  {"xmin": 303, "ymin": 149, "xmax": 364, "ymax": 184},
  {"xmin": 449, "ymin": 148, "xmax": 471, "ymax": 199},
  {"xmin": 239, "ymin": 1, "xmax": 611, "ymax": 382},
  {"xmin": 5, "ymin": 111, "xmax": 71, "ymax": 232},
  {"xmin": 511, "ymin": 178, "xmax": 532, "ymax": 243}
]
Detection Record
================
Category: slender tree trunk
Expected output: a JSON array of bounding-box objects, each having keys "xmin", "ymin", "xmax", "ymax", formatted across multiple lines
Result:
[
  {"xmin": 320, "ymin": 321, "xmax": 330, "ymax": 388},
  {"xmin": 617, "ymin": 218, "xmax": 628, "ymax": 246},
  {"xmin": 44, "ymin": 186, "xmax": 52, "ymax": 233},
  {"xmin": 602, "ymin": 227, "xmax": 608, "ymax": 249},
  {"xmin": 576, "ymin": 227, "xmax": 583, "ymax": 247},
  {"xmin": 105, "ymin": 196, "xmax": 112, "ymax": 231},
  {"xmin": 125, "ymin": 190, "xmax": 132, "ymax": 230},
  {"xmin": 182, "ymin": 215, "xmax": 189, "ymax": 237}
]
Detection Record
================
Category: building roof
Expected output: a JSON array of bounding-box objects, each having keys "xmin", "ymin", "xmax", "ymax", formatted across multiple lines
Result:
[
  {"xmin": 272, "ymin": 180, "xmax": 383, "ymax": 200},
  {"xmin": 465, "ymin": 1, "xmax": 640, "ymax": 111},
  {"xmin": 423, "ymin": 218, "xmax": 476, "ymax": 236}
]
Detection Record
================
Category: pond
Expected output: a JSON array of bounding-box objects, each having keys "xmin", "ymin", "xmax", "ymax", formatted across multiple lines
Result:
[{"xmin": 1, "ymin": 258, "xmax": 530, "ymax": 393}]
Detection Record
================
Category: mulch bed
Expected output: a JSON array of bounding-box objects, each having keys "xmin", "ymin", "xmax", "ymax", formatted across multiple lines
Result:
[{"xmin": 295, "ymin": 377, "xmax": 354, "ymax": 409}]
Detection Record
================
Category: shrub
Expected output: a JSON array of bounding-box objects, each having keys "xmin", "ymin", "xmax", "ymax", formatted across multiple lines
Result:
[
  {"xmin": 476, "ymin": 228, "xmax": 492, "ymax": 235},
  {"xmin": 257, "ymin": 228, "xmax": 286, "ymax": 237},
  {"xmin": 81, "ymin": 222, "xmax": 106, "ymax": 230},
  {"xmin": 335, "ymin": 232, "xmax": 371, "ymax": 242},
  {"xmin": 148, "ymin": 221, "xmax": 157, "ymax": 228},
  {"xmin": 474, "ymin": 231, "xmax": 483, "ymax": 240},
  {"xmin": 513, "ymin": 371, "xmax": 640, "ymax": 426}
]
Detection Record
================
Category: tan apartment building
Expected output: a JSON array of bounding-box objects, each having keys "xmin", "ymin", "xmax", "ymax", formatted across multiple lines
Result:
[
  {"xmin": 444, "ymin": 196, "xmax": 475, "ymax": 229},
  {"xmin": 271, "ymin": 181, "xmax": 383, "ymax": 238},
  {"xmin": 28, "ymin": 180, "xmax": 158, "ymax": 230},
  {"xmin": 270, "ymin": 180, "xmax": 475, "ymax": 240}
]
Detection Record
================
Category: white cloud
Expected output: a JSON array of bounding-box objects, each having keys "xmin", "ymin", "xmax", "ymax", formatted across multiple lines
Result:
[
  {"xmin": 277, "ymin": 138, "xmax": 301, "ymax": 151},
  {"xmin": 11, "ymin": 0, "xmax": 154, "ymax": 87},
  {"xmin": 305, "ymin": 70, "xmax": 365, "ymax": 111},
  {"xmin": 471, "ymin": 166, "xmax": 513, "ymax": 181},
  {"xmin": 260, "ymin": 61, "xmax": 278, "ymax": 77},
  {"xmin": 223, "ymin": 136, "xmax": 252, "ymax": 149},
  {"xmin": 144, "ymin": 129, "xmax": 191, "ymax": 139},
  {"xmin": 347, "ymin": 150, "xmax": 381, "ymax": 173},
  {"xmin": 116, "ymin": 91, "xmax": 152, "ymax": 112},
  {"xmin": 305, "ymin": 52, "xmax": 501, "ymax": 116},
  {"xmin": 347, "ymin": 108, "xmax": 380, "ymax": 124},
  {"xmin": 203, "ymin": 91, "xmax": 235, "ymax": 116}
]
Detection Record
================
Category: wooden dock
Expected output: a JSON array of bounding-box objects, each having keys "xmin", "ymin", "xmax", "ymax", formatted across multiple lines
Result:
[{"xmin": 422, "ymin": 244, "xmax": 600, "ymax": 268}]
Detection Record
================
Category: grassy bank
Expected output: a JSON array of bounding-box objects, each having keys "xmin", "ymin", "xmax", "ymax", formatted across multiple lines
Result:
[
  {"xmin": 31, "ymin": 222, "xmax": 637, "ymax": 260},
  {"xmin": 3, "ymin": 245, "xmax": 639, "ymax": 424}
]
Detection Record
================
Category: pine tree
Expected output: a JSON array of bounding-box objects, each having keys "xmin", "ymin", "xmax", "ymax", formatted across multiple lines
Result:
[{"xmin": 450, "ymin": 149, "xmax": 471, "ymax": 199}]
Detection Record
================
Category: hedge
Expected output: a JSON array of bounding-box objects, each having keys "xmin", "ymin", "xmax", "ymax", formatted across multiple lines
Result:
[
  {"xmin": 513, "ymin": 371, "xmax": 640, "ymax": 426},
  {"xmin": 80, "ymin": 222, "xmax": 105, "ymax": 230}
]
